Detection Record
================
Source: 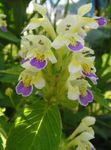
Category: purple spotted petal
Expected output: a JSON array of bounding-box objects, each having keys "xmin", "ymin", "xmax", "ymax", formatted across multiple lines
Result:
[
  {"xmin": 96, "ymin": 17, "xmax": 107, "ymax": 26},
  {"xmin": 1, "ymin": 26, "xmax": 7, "ymax": 32},
  {"xmin": 82, "ymin": 71, "xmax": 98, "ymax": 84},
  {"xmin": 30, "ymin": 57, "xmax": 47, "ymax": 70},
  {"xmin": 16, "ymin": 81, "xmax": 33, "ymax": 97},
  {"xmin": 79, "ymin": 90, "xmax": 93, "ymax": 106},
  {"xmin": 68, "ymin": 41, "xmax": 83, "ymax": 52}
]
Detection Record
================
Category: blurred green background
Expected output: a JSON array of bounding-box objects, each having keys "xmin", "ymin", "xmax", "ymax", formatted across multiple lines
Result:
[{"xmin": 0, "ymin": 0, "xmax": 111, "ymax": 150}]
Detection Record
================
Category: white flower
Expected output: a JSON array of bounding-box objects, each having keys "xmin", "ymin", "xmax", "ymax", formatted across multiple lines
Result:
[
  {"xmin": 67, "ymin": 116, "xmax": 96, "ymax": 150},
  {"xmin": 26, "ymin": 0, "xmax": 47, "ymax": 16},
  {"xmin": 52, "ymin": 33, "xmax": 84, "ymax": 52},
  {"xmin": 22, "ymin": 17, "xmax": 56, "ymax": 40},
  {"xmin": 20, "ymin": 35, "xmax": 57, "ymax": 70},
  {"xmin": 16, "ymin": 69, "xmax": 45, "ymax": 97}
]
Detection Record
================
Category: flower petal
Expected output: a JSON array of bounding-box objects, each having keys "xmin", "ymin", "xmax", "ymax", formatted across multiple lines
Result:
[
  {"xmin": 21, "ymin": 85, "xmax": 33, "ymax": 97},
  {"xmin": 26, "ymin": 0, "xmax": 46, "ymax": 16},
  {"xmin": 16, "ymin": 81, "xmax": 24, "ymax": 94},
  {"xmin": 82, "ymin": 116, "xmax": 96, "ymax": 126},
  {"xmin": 96, "ymin": 17, "xmax": 107, "ymax": 26},
  {"xmin": 16, "ymin": 81, "xmax": 33, "ymax": 97},
  {"xmin": 51, "ymin": 35, "xmax": 65, "ymax": 49},
  {"xmin": 68, "ymin": 41, "xmax": 83, "ymax": 52},
  {"xmin": 21, "ymin": 59, "xmax": 37, "ymax": 72},
  {"xmin": 30, "ymin": 57, "xmax": 47, "ymax": 69},
  {"xmin": 68, "ymin": 86, "xmax": 80, "ymax": 100},
  {"xmin": 46, "ymin": 50, "xmax": 57, "ymax": 64},
  {"xmin": 1, "ymin": 26, "xmax": 7, "ymax": 32},
  {"xmin": 79, "ymin": 90, "xmax": 93, "ymax": 106},
  {"xmin": 78, "ymin": 3, "xmax": 92, "ymax": 16},
  {"xmin": 82, "ymin": 71, "xmax": 98, "ymax": 84},
  {"xmin": 68, "ymin": 63, "xmax": 82, "ymax": 73},
  {"xmin": 34, "ymin": 78, "xmax": 45, "ymax": 89}
]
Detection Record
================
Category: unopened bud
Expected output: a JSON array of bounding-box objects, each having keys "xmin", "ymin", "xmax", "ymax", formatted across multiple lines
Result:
[{"xmin": 5, "ymin": 88, "xmax": 13, "ymax": 97}]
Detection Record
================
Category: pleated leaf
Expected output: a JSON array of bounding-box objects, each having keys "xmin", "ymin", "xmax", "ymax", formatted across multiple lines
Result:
[{"xmin": 6, "ymin": 101, "xmax": 62, "ymax": 150}]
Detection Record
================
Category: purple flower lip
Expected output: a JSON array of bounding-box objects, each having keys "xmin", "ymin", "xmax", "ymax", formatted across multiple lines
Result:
[
  {"xmin": 16, "ymin": 81, "xmax": 33, "ymax": 97},
  {"xmin": 82, "ymin": 71, "xmax": 98, "ymax": 84},
  {"xmin": 1, "ymin": 26, "xmax": 7, "ymax": 32},
  {"xmin": 30, "ymin": 57, "xmax": 47, "ymax": 70},
  {"xmin": 96, "ymin": 17, "xmax": 107, "ymax": 26},
  {"xmin": 68, "ymin": 41, "xmax": 83, "ymax": 52},
  {"xmin": 79, "ymin": 90, "xmax": 93, "ymax": 106}
]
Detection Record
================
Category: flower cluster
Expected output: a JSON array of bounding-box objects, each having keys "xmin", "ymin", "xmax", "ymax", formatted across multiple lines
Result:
[
  {"xmin": 67, "ymin": 116, "xmax": 96, "ymax": 150},
  {"xmin": 16, "ymin": 1, "xmax": 107, "ymax": 106},
  {"xmin": 0, "ymin": 14, "xmax": 7, "ymax": 32}
]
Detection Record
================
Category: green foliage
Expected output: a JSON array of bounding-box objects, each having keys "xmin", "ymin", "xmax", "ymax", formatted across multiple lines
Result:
[
  {"xmin": 6, "ymin": 101, "xmax": 62, "ymax": 150},
  {"xmin": 93, "ymin": 87, "xmax": 111, "ymax": 111},
  {"xmin": 0, "ymin": 30, "xmax": 20, "ymax": 43}
]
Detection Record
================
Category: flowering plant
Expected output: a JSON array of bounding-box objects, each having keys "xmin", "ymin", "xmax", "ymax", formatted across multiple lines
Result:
[
  {"xmin": 16, "ymin": 1, "xmax": 106, "ymax": 107},
  {"xmin": 0, "ymin": 1, "xmax": 107, "ymax": 150}
]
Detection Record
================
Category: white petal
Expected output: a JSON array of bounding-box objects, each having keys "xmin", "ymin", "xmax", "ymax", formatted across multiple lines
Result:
[
  {"xmin": 68, "ymin": 85, "xmax": 80, "ymax": 100},
  {"xmin": 26, "ymin": 1, "xmax": 34, "ymax": 14},
  {"xmin": 85, "ymin": 22, "xmax": 99, "ymax": 29},
  {"xmin": 82, "ymin": 116, "xmax": 96, "ymax": 126},
  {"xmin": 41, "ymin": 17, "xmax": 56, "ymax": 40},
  {"xmin": 33, "ymin": 3, "xmax": 46, "ymax": 16},
  {"xmin": 22, "ymin": 34, "xmax": 51, "ymax": 52},
  {"xmin": 34, "ymin": 78, "xmax": 45, "ymax": 89},
  {"xmin": 57, "ymin": 15, "xmax": 78, "ymax": 34},
  {"xmin": 78, "ymin": 3, "xmax": 92, "ymax": 16},
  {"xmin": 46, "ymin": 50, "xmax": 57, "ymax": 64},
  {"xmin": 51, "ymin": 35, "xmax": 65, "ymax": 49},
  {"xmin": 26, "ymin": 0, "xmax": 46, "ymax": 16},
  {"xmin": 21, "ymin": 60, "xmax": 38, "ymax": 72},
  {"xmin": 68, "ymin": 63, "xmax": 81, "ymax": 73},
  {"xmin": 78, "ymin": 29, "xmax": 87, "ymax": 39},
  {"xmin": 80, "ymin": 131, "xmax": 95, "ymax": 141},
  {"xmin": 22, "ymin": 18, "xmax": 43, "ymax": 33}
]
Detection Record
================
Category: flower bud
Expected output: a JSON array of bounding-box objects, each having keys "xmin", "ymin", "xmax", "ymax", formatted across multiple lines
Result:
[{"xmin": 5, "ymin": 88, "xmax": 13, "ymax": 97}]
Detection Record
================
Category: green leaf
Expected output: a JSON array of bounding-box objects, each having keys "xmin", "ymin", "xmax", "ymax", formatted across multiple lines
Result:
[
  {"xmin": 0, "ymin": 30, "xmax": 20, "ymax": 43},
  {"xmin": 0, "ymin": 137, "xmax": 3, "ymax": 150},
  {"xmin": 64, "ymin": 0, "xmax": 69, "ymax": 17},
  {"xmin": 6, "ymin": 101, "xmax": 62, "ymax": 150},
  {"xmin": 0, "ymin": 66, "xmax": 23, "ymax": 75},
  {"xmin": 0, "ymin": 65, "xmax": 23, "ymax": 83},
  {"xmin": 92, "ymin": 87, "xmax": 111, "ymax": 111},
  {"xmin": 0, "ymin": 123, "xmax": 7, "ymax": 150},
  {"xmin": 60, "ymin": 98, "xmax": 78, "ymax": 110}
]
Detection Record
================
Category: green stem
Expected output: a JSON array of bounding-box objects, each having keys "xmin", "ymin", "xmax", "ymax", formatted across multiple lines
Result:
[{"xmin": 9, "ymin": 96, "xmax": 16, "ymax": 110}]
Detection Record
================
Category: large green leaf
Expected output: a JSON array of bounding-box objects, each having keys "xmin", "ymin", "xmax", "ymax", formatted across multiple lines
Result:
[
  {"xmin": 6, "ymin": 101, "xmax": 62, "ymax": 150},
  {"xmin": 0, "ymin": 30, "xmax": 20, "ymax": 43}
]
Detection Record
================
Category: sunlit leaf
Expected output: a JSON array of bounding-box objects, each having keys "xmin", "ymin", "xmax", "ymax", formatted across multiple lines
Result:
[{"xmin": 6, "ymin": 101, "xmax": 62, "ymax": 150}]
